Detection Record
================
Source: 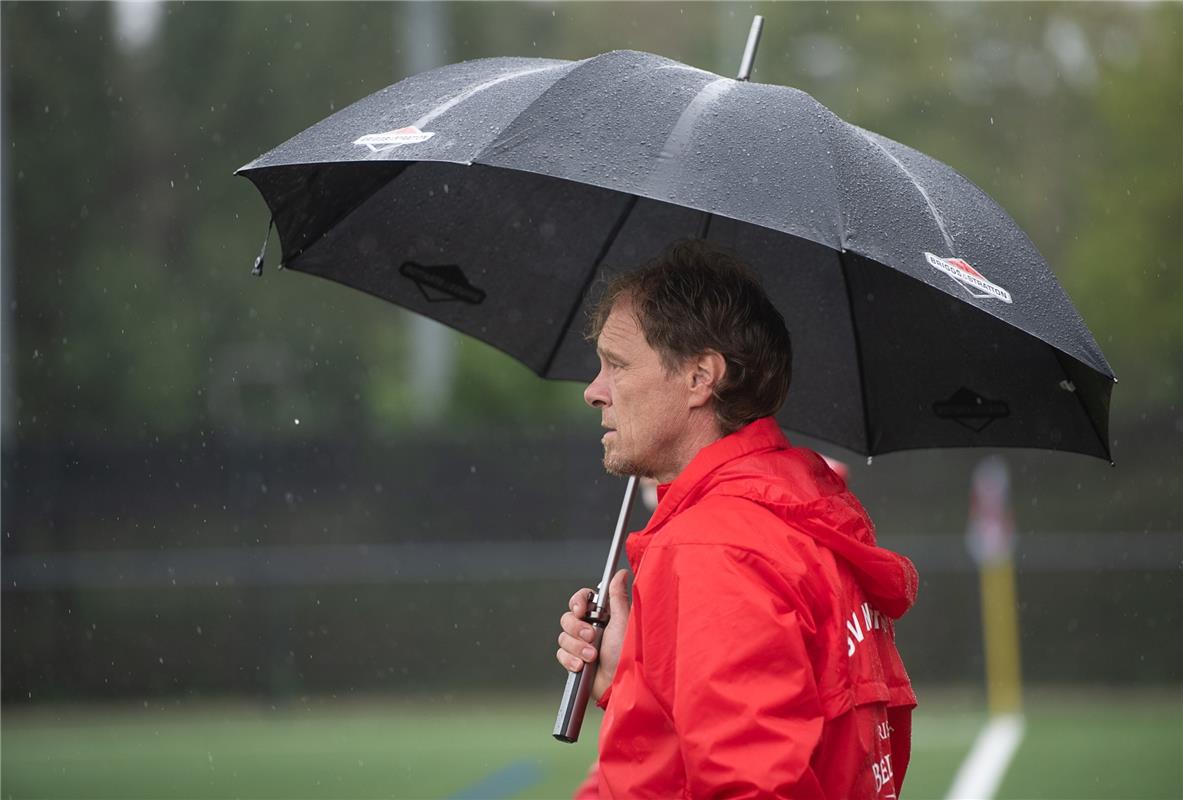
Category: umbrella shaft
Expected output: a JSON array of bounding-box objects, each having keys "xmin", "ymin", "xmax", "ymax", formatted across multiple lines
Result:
[{"xmin": 593, "ymin": 475, "xmax": 639, "ymax": 607}]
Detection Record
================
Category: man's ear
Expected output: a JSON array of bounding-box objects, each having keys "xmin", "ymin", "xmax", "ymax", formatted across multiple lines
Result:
[{"xmin": 687, "ymin": 350, "xmax": 726, "ymax": 409}]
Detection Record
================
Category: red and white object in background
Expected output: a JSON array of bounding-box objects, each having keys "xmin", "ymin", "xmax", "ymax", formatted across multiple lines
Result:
[{"xmin": 966, "ymin": 456, "xmax": 1015, "ymax": 566}]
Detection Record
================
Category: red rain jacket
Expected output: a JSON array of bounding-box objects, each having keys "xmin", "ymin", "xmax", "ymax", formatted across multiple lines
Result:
[{"xmin": 586, "ymin": 418, "xmax": 918, "ymax": 800}]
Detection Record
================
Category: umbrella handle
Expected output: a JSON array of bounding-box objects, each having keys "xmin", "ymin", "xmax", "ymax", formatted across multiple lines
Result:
[
  {"xmin": 551, "ymin": 475, "xmax": 639, "ymax": 743},
  {"xmin": 552, "ymin": 617, "xmax": 606, "ymax": 742}
]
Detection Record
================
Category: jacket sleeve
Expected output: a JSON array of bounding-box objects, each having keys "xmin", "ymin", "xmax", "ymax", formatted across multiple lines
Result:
[{"xmin": 638, "ymin": 535, "xmax": 828, "ymax": 799}]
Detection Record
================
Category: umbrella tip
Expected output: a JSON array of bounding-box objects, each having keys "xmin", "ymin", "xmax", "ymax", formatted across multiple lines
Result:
[{"xmin": 736, "ymin": 15, "xmax": 764, "ymax": 81}]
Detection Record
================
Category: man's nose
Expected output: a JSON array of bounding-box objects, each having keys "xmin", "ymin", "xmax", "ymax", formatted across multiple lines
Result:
[{"xmin": 584, "ymin": 370, "xmax": 608, "ymax": 408}]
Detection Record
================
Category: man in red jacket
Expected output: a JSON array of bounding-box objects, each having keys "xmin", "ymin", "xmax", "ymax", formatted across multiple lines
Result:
[{"xmin": 556, "ymin": 241, "xmax": 918, "ymax": 799}]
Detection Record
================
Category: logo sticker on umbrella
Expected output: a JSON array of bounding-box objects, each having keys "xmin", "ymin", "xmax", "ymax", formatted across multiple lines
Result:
[
  {"xmin": 399, "ymin": 261, "xmax": 486, "ymax": 305},
  {"xmin": 354, "ymin": 126, "xmax": 435, "ymax": 153},
  {"xmin": 925, "ymin": 252, "xmax": 1012, "ymax": 304},
  {"xmin": 933, "ymin": 387, "xmax": 1011, "ymax": 432}
]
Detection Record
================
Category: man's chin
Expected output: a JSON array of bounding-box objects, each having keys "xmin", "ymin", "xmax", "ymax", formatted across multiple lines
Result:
[
  {"xmin": 603, "ymin": 452, "xmax": 651, "ymax": 479},
  {"xmin": 603, "ymin": 459, "xmax": 630, "ymax": 478}
]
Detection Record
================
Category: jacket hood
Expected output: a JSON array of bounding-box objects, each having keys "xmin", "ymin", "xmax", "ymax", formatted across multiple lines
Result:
[{"xmin": 644, "ymin": 417, "xmax": 918, "ymax": 619}]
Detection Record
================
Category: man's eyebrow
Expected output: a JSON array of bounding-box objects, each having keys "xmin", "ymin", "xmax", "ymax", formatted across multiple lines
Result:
[{"xmin": 597, "ymin": 345, "xmax": 625, "ymax": 362}]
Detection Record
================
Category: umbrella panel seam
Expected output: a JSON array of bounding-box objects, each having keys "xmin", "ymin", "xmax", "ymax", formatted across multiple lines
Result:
[
  {"xmin": 539, "ymin": 193, "xmax": 640, "ymax": 377},
  {"xmin": 838, "ymin": 251, "xmax": 874, "ymax": 456},
  {"xmin": 1050, "ymin": 348, "xmax": 1113, "ymax": 463}
]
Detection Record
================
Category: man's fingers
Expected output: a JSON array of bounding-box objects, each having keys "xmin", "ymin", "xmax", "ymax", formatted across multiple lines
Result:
[
  {"xmin": 555, "ymin": 648, "xmax": 584, "ymax": 673},
  {"xmin": 557, "ymin": 585, "xmax": 602, "ymax": 675},
  {"xmin": 556, "ymin": 627, "xmax": 598, "ymax": 675},
  {"xmin": 608, "ymin": 569, "xmax": 631, "ymax": 615},
  {"xmin": 560, "ymin": 611, "xmax": 596, "ymax": 642},
  {"xmin": 568, "ymin": 587, "xmax": 594, "ymax": 615},
  {"xmin": 558, "ymin": 630, "xmax": 599, "ymax": 660}
]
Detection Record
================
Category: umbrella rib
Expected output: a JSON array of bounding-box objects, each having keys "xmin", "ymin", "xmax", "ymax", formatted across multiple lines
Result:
[
  {"xmin": 644, "ymin": 78, "xmax": 736, "ymax": 199},
  {"xmin": 698, "ymin": 211, "xmax": 714, "ymax": 240},
  {"xmin": 539, "ymin": 193, "xmax": 641, "ymax": 377},
  {"xmin": 855, "ymin": 129, "xmax": 956, "ymax": 255},
  {"xmin": 254, "ymin": 162, "xmax": 409, "ymax": 268},
  {"xmin": 471, "ymin": 53, "xmax": 621, "ymax": 165},
  {"xmin": 412, "ymin": 63, "xmax": 569, "ymax": 131},
  {"xmin": 1051, "ymin": 349, "xmax": 1113, "ymax": 462},
  {"xmin": 838, "ymin": 250, "xmax": 875, "ymax": 456}
]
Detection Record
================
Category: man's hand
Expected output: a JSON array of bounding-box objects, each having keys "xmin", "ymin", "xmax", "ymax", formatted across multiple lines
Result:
[{"xmin": 555, "ymin": 569, "xmax": 630, "ymax": 702}]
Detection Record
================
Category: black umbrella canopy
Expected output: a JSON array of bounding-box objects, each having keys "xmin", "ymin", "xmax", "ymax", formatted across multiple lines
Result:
[{"xmin": 237, "ymin": 49, "xmax": 1115, "ymax": 460}]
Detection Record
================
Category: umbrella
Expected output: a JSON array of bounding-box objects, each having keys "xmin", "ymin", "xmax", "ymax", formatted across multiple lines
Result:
[
  {"xmin": 236, "ymin": 20, "xmax": 1115, "ymax": 741},
  {"xmin": 235, "ymin": 48, "xmax": 1114, "ymax": 463}
]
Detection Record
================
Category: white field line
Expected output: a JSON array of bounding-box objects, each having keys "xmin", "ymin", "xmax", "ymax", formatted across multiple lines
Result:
[{"xmin": 944, "ymin": 713, "xmax": 1025, "ymax": 800}]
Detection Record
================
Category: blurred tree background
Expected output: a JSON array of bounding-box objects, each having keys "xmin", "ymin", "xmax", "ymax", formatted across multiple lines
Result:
[
  {"xmin": 1, "ymin": 2, "xmax": 1179, "ymax": 703},
  {"xmin": 4, "ymin": 2, "xmax": 1179, "ymax": 442}
]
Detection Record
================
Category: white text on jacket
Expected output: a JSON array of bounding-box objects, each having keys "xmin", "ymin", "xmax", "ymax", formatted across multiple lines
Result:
[{"xmin": 846, "ymin": 602, "xmax": 887, "ymax": 657}]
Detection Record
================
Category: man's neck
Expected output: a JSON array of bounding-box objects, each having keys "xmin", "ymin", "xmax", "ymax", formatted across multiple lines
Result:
[{"xmin": 654, "ymin": 417, "xmax": 726, "ymax": 484}]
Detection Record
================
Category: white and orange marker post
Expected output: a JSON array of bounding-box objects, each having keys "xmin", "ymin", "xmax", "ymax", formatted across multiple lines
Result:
[
  {"xmin": 966, "ymin": 456, "xmax": 1023, "ymax": 716},
  {"xmin": 946, "ymin": 456, "xmax": 1026, "ymax": 800}
]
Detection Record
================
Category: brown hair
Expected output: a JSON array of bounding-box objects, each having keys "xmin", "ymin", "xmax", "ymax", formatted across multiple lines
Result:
[{"xmin": 587, "ymin": 240, "xmax": 792, "ymax": 434}]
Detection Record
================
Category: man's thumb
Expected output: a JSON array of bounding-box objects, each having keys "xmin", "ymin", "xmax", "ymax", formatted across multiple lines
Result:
[{"xmin": 608, "ymin": 569, "xmax": 631, "ymax": 618}]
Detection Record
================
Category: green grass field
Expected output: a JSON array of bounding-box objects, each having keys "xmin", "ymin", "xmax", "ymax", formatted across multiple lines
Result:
[{"xmin": 2, "ymin": 689, "xmax": 1179, "ymax": 799}]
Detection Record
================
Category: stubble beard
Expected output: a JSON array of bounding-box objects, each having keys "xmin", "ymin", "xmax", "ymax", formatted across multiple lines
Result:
[
  {"xmin": 602, "ymin": 445, "xmax": 660, "ymax": 480},
  {"xmin": 603, "ymin": 454, "xmax": 644, "ymax": 479}
]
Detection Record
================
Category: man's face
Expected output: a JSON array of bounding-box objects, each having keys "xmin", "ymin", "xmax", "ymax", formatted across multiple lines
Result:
[{"xmin": 584, "ymin": 297, "xmax": 693, "ymax": 482}]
